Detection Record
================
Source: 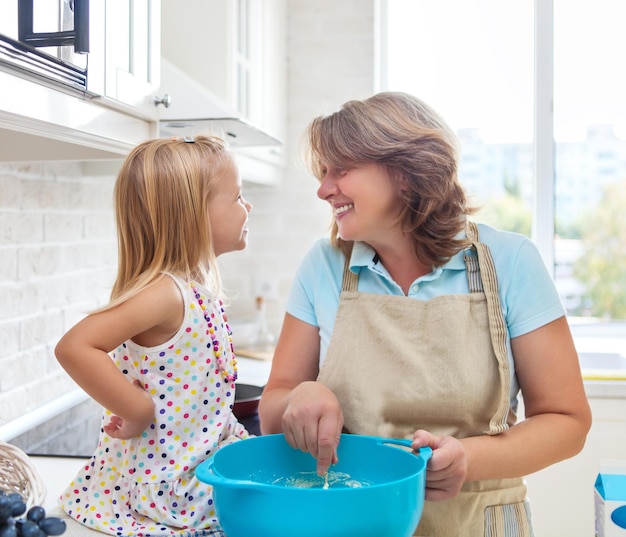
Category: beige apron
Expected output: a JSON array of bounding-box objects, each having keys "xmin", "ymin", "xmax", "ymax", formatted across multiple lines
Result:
[{"xmin": 317, "ymin": 222, "xmax": 533, "ymax": 537}]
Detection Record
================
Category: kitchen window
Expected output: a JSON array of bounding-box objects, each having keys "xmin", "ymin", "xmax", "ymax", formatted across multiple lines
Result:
[{"xmin": 381, "ymin": 0, "xmax": 626, "ymax": 378}]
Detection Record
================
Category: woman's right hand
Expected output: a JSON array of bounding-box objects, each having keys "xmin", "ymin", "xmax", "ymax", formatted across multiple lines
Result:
[
  {"xmin": 281, "ymin": 381, "xmax": 344, "ymax": 476},
  {"xmin": 411, "ymin": 429, "xmax": 467, "ymax": 501}
]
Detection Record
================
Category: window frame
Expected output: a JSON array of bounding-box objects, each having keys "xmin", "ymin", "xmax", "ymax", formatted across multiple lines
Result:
[
  {"xmin": 376, "ymin": 0, "xmax": 557, "ymax": 274},
  {"xmin": 533, "ymin": 0, "xmax": 556, "ymax": 276}
]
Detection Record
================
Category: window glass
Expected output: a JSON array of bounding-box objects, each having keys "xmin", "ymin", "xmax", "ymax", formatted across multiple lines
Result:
[
  {"xmin": 386, "ymin": 0, "xmax": 534, "ymax": 234},
  {"xmin": 385, "ymin": 0, "xmax": 626, "ymax": 375},
  {"xmin": 553, "ymin": 0, "xmax": 626, "ymax": 371}
]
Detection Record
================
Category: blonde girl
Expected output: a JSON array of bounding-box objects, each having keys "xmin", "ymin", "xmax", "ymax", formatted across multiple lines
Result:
[{"xmin": 55, "ymin": 135, "xmax": 252, "ymax": 536}]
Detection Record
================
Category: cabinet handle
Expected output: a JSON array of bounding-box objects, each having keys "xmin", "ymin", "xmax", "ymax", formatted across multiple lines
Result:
[{"xmin": 154, "ymin": 94, "xmax": 172, "ymax": 108}]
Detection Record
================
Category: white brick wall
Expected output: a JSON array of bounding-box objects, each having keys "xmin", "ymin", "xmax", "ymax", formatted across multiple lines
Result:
[
  {"xmin": 0, "ymin": 0, "xmax": 376, "ymax": 451},
  {"xmin": 0, "ymin": 162, "xmax": 116, "ymax": 434}
]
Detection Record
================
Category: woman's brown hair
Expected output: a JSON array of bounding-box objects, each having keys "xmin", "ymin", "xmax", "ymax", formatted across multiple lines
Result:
[{"xmin": 306, "ymin": 92, "xmax": 475, "ymax": 266}]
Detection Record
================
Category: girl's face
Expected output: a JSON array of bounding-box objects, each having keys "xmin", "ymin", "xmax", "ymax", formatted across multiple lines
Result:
[
  {"xmin": 316, "ymin": 161, "xmax": 403, "ymax": 247},
  {"xmin": 208, "ymin": 162, "xmax": 252, "ymax": 256}
]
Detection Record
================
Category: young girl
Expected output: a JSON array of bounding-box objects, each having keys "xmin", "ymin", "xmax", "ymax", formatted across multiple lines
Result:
[{"xmin": 55, "ymin": 135, "xmax": 252, "ymax": 536}]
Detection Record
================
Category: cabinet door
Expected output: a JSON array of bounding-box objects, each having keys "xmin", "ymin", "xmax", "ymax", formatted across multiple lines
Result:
[
  {"xmin": 161, "ymin": 0, "xmax": 284, "ymax": 138},
  {"xmin": 234, "ymin": 0, "xmax": 287, "ymax": 171},
  {"xmin": 232, "ymin": 0, "xmax": 260, "ymax": 122},
  {"xmin": 232, "ymin": 0, "xmax": 285, "ymax": 141},
  {"xmin": 161, "ymin": 0, "xmax": 232, "ymax": 103},
  {"xmin": 104, "ymin": 0, "xmax": 161, "ymax": 117},
  {"xmin": 256, "ymin": 0, "xmax": 286, "ymax": 143}
]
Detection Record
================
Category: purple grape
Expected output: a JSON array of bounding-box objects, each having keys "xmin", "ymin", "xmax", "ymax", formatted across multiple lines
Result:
[
  {"xmin": 0, "ymin": 492, "xmax": 64, "ymax": 536},
  {"xmin": 8, "ymin": 504, "xmax": 25, "ymax": 519},
  {"xmin": 37, "ymin": 518, "xmax": 66, "ymax": 536},
  {"xmin": 1, "ymin": 495, "xmax": 25, "ymax": 520},
  {"xmin": 15, "ymin": 520, "xmax": 42, "ymax": 537},
  {"xmin": 25, "ymin": 508, "xmax": 45, "ymax": 524},
  {"xmin": 0, "ymin": 518, "xmax": 17, "ymax": 537},
  {"xmin": 0, "ymin": 496, "xmax": 12, "ymax": 521}
]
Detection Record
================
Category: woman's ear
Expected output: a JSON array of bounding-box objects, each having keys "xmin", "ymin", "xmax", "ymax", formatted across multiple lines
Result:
[{"xmin": 397, "ymin": 172, "xmax": 410, "ymax": 192}]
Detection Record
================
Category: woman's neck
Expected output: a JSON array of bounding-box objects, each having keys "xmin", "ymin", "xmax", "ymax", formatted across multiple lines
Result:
[{"xmin": 370, "ymin": 239, "xmax": 431, "ymax": 295}]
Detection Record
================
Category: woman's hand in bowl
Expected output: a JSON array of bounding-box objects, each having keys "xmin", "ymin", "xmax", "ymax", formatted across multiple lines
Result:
[{"xmin": 282, "ymin": 381, "xmax": 344, "ymax": 476}]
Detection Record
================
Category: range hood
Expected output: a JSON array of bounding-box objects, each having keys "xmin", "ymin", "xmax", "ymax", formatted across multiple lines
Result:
[{"xmin": 158, "ymin": 59, "xmax": 281, "ymax": 148}]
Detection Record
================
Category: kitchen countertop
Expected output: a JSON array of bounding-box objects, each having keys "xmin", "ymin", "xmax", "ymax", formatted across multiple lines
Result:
[
  {"xmin": 29, "ymin": 455, "xmax": 112, "ymax": 537},
  {"xmin": 29, "ymin": 455, "xmax": 88, "ymax": 511},
  {"xmin": 236, "ymin": 355, "xmax": 273, "ymax": 387}
]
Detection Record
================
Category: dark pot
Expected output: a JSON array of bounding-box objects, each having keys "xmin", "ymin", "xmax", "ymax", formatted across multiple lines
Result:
[{"xmin": 233, "ymin": 383, "xmax": 264, "ymax": 419}]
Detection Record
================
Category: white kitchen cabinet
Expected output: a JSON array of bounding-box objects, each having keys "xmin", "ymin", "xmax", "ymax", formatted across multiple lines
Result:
[
  {"xmin": 161, "ymin": 0, "xmax": 287, "ymax": 172},
  {"xmin": 96, "ymin": 0, "xmax": 161, "ymax": 119},
  {"xmin": 0, "ymin": 0, "xmax": 161, "ymax": 161},
  {"xmin": 0, "ymin": 68, "xmax": 155, "ymax": 161},
  {"xmin": 237, "ymin": 0, "xmax": 287, "ymax": 172},
  {"xmin": 0, "ymin": 0, "xmax": 160, "ymax": 107}
]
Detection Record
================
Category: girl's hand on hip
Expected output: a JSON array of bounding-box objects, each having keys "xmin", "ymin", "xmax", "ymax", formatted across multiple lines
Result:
[
  {"xmin": 282, "ymin": 381, "xmax": 344, "ymax": 476},
  {"xmin": 103, "ymin": 380, "xmax": 155, "ymax": 439},
  {"xmin": 412, "ymin": 429, "xmax": 467, "ymax": 501}
]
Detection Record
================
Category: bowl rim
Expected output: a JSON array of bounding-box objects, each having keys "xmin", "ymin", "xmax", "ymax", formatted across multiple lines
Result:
[{"xmin": 199, "ymin": 433, "xmax": 431, "ymax": 492}]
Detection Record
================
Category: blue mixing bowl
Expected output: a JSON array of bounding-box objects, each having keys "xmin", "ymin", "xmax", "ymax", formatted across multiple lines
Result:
[{"xmin": 195, "ymin": 433, "xmax": 432, "ymax": 537}]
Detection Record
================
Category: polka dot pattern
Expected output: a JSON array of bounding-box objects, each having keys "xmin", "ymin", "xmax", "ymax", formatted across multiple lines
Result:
[{"xmin": 59, "ymin": 276, "xmax": 249, "ymax": 536}]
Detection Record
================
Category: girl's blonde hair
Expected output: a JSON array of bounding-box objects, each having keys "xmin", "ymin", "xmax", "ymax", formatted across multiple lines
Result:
[
  {"xmin": 106, "ymin": 135, "xmax": 234, "ymax": 309},
  {"xmin": 306, "ymin": 91, "xmax": 476, "ymax": 266}
]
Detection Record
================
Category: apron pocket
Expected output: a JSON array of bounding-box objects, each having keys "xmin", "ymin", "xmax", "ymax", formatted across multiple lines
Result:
[{"xmin": 484, "ymin": 500, "xmax": 534, "ymax": 537}]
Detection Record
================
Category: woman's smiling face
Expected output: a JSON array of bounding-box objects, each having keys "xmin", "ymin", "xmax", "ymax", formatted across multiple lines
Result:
[{"xmin": 316, "ymin": 161, "xmax": 403, "ymax": 246}]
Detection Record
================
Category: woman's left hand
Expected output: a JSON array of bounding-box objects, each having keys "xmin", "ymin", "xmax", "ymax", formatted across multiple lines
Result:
[{"xmin": 412, "ymin": 429, "xmax": 467, "ymax": 501}]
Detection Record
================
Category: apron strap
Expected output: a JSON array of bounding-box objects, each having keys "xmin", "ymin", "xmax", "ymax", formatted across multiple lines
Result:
[
  {"xmin": 464, "ymin": 253, "xmax": 484, "ymax": 293},
  {"xmin": 341, "ymin": 244, "xmax": 358, "ymax": 292},
  {"xmin": 466, "ymin": 221, "xmax": 511, "ymax": 435}
]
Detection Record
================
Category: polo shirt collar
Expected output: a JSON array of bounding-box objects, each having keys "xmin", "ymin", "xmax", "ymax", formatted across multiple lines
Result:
[{"xmin": 349, "ymin": 240, "xmax": 469, "ymax": 279}]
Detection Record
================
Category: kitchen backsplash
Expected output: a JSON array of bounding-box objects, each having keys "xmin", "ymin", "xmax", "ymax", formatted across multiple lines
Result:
[{"xmin": 0, "ymin": 162, "xmax": 116, "ymax": 429}]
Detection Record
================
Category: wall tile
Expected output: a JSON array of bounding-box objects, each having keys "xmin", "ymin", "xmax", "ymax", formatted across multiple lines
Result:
[{"xmin": 0, "ymin": 162, "xmax": 117, "ymax": 440}]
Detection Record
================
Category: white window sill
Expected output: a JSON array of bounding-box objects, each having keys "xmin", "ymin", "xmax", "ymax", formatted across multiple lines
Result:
[{"xmin": 583, "ymin": 379, "xmax": 626, "ymax": 399}]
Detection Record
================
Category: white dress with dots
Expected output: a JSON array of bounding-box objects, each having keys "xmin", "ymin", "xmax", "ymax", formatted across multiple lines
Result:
[{"xmin": 59, "ymin": 274, "xmax": 248, "ymax": 536}]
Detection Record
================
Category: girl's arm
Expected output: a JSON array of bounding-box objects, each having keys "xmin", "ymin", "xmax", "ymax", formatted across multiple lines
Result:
[
  {"xmin": 55, "ymin": 276, "xmax": 184, "ymax": 438},
  {"xmin": 412, "ymin": 316, "xmax": 592, "ymax": 500},
  {"xmin": 259, "ymin": 313, "xmax": 343, "ymax": 475}
]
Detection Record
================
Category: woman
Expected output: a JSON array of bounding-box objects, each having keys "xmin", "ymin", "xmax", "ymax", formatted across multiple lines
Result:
[{"xmin": 259, "ymin": 92, "xmax": 591, "ymax": 536}]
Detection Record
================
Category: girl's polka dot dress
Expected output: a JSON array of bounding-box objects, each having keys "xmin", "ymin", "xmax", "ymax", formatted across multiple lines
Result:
[{"xmin": 59, "ymin": 274, "xmax": 249, "ymax": 536}]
